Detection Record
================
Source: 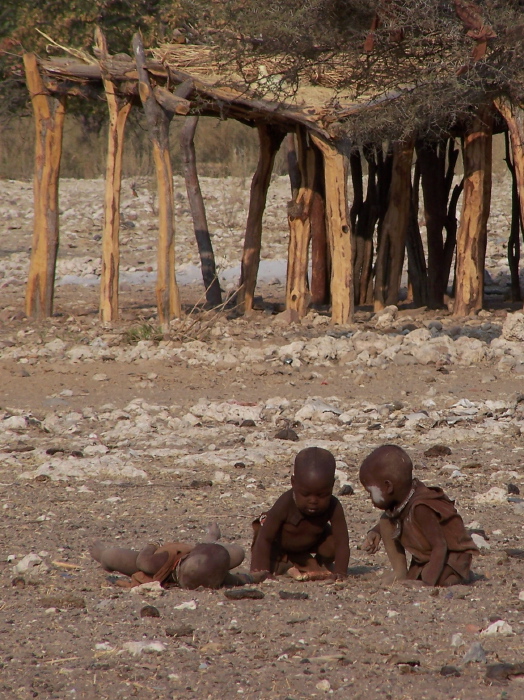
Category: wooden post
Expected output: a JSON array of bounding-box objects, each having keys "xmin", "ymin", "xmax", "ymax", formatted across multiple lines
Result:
[
  {"xmin": 96, "ymin": 28, "xmax": 132, "ymax": 323},
  {"xmin": 180, "ymin": 115, "xmax": 222, "ymax": 307},
  {"xmin": 494, "ymin": 97, "xmax": 524, "ymax": 244},
  {"xmin": 406, "ymin": 163, "xmax": 428, "ymax": 307},
  {"xmin": 311, "ymin": 135, "xmax": 353, "ymax": 324},
  {"xmin": 239, "ymin": 123, "xmax": 284, "ymax": 313},
  {"xmin": 351, "ymin": 146, "xmax": 379, "ymax": 305},
  {"xmin": 504, "ymin": 130, "xmax": 522, "ymax": 301},
  {"xmin": 286, "ymin": 127, "xmax": 314, "ymax": 316},
  {"xmin": 310, "ymin": 144, "xmax": 328, "ymax": 305},
  {"xmin": 23, "ymin": 53, "xmax": 66, "ymax": 318},
  {"xmin": 374, "ymin": 137, "xmax": 415, "ymax": 310},
  {"xmin": 453, "ymin": 107, "xmax": 492, "ymax": 316},
  {"xmin": 133, "ymin": 33, "xmax": 181, "ymax": 327}
]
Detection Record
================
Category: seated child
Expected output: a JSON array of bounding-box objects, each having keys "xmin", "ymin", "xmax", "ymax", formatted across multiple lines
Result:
[
  {"xmin": 250, "ymin": 446, "xmax": 350, "ymax": 581},
  {"xmin": 90, "ymin": 524, "xmax": 263, "ymax": 589},
  {"xmin": 359, "ymin": 444, "xmax": 478, "ymax": 586}
]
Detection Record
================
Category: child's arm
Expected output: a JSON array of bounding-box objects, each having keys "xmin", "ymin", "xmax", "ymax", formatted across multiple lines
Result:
[
  {"xmin": 412, "ymin": 504, "xmax": 448, "ymax": 586},
  {"xmin": 250, "ymin": 499, "xmax": 286, "ymax": 573},
  {"xmin": 330, "ymin": 500, "xmax": 350, "ymax": 578},
  {"xmin": 363, "ymin": 521, "xmax": 382, "ymax": 553}
]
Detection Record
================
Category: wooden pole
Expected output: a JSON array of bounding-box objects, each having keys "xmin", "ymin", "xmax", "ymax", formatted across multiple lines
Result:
[
  {"xmin": 453, "ymin": 106, "xmax": 492, "ymax": 316},
  {"xmin": 239, "ymin": 123, "xmax": 284, "ymax": 313},
  {"xmin": 286, "ymin": 127, "xmax": 314, "ymax": 316},
  {"xmin": 133, "ymin": 33, "xmax": 181, "ymax": 328},
  {"xmin": 180, "ymin": 115, "xmax": 222, "ymax": 307},
  {"xmin": 23, "ymin": 53, "xmax": 66, "ymax": 318},
  {"xmin": 310, "ymin": 144, "xmax": 328, "ymax": 306},
  {"xmin": 505, "ymin": 129, "xmax": 522, "ymax": 302},
  {"xmin": 494, "ymin": 97, "xmax": 524, "ymax": 244},
  {"xmin": 351, "ymin": 146, "xmax": 379, "ymax": 305},
  {"xmin": 96, "ymin": 28, "xmax": 132, "ymax": 323},
  {"xmin": 311, "ymin": 135, "xmax": 353, "ymax": 324},
  {"xmin": 406, "ymin": 162, "xmax": 428, "ymax": 307},
  {"xmin": 374, "ymin": 137, "xmax": 415, "ymax": 311}
]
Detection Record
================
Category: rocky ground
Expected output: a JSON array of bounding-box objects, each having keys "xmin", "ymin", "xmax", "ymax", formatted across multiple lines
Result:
[{"xmin": 1, "ymin": 173, "xmax": 524, "ymax": 699}]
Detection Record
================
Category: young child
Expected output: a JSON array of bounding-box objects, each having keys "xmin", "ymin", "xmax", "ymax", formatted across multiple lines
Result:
[
  {"xmin": 250, "ymin": 446, "xmax": 350, "ymax": 581},
  {"xmin": 359, "ymin": 444, "xmax": 478, "ymax": 586},
  {"xmin": 90, "ymin": 524, "xmax": 263, "ymax": 589}
]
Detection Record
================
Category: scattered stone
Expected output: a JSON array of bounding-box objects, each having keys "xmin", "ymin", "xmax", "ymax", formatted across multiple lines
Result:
[
  {"xmin": 440, "ymin": 665, "xmax": 461, "ymax": 677},
  {"xmin": 122, "ymin": 641, "xmax": 166, "ymax": 656},
  {"xmin": 274, "ymin": 427, "xmax": 299, "ymax": 441},
  {"xmin": 475, "ymin": 487, "xmax": 508, "ymax": 505},
  {"xmin": 46, "ymin": 447, "xmax": 65, "ymax": 456},
  {"xmin": 240, "ymin": 419, "xmax": 256, "ymax": 427},
  {"xmin": 471, "ymin": 533, "xmax": 491, "ymax": 550},
  {"xmin": 504, "ymin": 548, "xmax": 524, "ymax": 560},
  {"xmin": 451, "ymin": 633, "xmax": 464, "ymax": 647},
  {"xmin": 165, "ymin": 624, "xmax": 194, "ymax": 638},
  {"xmin": 11, "ymin": 577, "xmax": 26, "ymax": 588},
  {"xmin": 480, "ymin": 620, "xmax": 513, "ymax": 637},
  {"xmin": 338, "ymin": 484, "xmax": 354, "ymax": 496},
  {"xmin": 507, "ymin": 483, "xmax": 520, "ymax": 495},
  {"xmin": 224, "ymin": 588, "xmax": 264, "ymax": 600},
  {"xmin": 278, "ymin": 591, "xmax": 309, "ymax": 600},
  {"xmin": 424, "ymin": 444, "xmax": 452, "ymax": 457},
  {"xmin": 173, "ymin": 600, "xmax": 197, "ymax": 610},
  {"xmin": 129, "ymin": 581, "xmax": 164, "ymax": 598},
  {"xmin": 190, "ymin": 479, "xmax": 212, "ymax": 489},
  {"xmin": 92, "ymin": 373, "xmax": 108, "ymax": 382},
  {"xmin": 463, "ymin": 642, "xmax": 487, "ymax": 664},
  {"xmin": 485, "ymin": 662, "xmax": 524, "ymax": 685},
  {"xmin": 315, "ymin": 679, "xmax": 331, "ymax": 692},
  {"xmin": 140, "ymin": 605, "xmax": 160, "ymax": 618}
]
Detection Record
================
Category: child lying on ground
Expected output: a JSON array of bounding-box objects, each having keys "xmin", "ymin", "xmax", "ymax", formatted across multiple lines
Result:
[
  {"xmin": 90, "ymin": 524, "xmax": 264, "ymax": 589},
  {"xmin": 359, "ymin": 444, "xmax": 478, "ymax": 586},
  {"xmin": 250, "ymin": 446, "xmax": 350, "ymax": 581}
]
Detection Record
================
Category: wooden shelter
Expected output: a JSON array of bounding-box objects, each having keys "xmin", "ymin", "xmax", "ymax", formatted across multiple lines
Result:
[{"xmin": 20, "ymin": 29, "xmax": 524, "ymax": 326}]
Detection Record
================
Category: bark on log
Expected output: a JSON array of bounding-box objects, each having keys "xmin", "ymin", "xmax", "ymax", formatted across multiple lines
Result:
[
  {"xmin": 504, "ymin": 130, "xmax": 522, "ymax": 301},
  {"xmin": 180, "ymin": 115, "xmax": 222, "ymax": 307},
  {"xmin": 133, "ymin": 33, "xmax": 181, "ymax": 327},
  {"xmin": 351, "ymin": 146, "xmax": 378, "ymax": 305},
  {"xmin": 23, "ymin": 53, "xmax": 66, "ymax": 318},
  {"xmin": 286, "ymin": 127, "xmax": 314, "ymax": 316},
  {"xmin": 453, "ymin": 106, "xmax": 493, "ymax": 316},
  {"xmin": 239, "ymin": 124, "xmax": 284, "ymax": 313},
  {"xmin": 374, "ymin": 138, "xmax": 415, "ymax": 311},
  {"xmin": 311, "ymin": 135, "xmax": 353, "ymax": 324},
  {"xmin": 494, "ymin": 97, "xmax": 524, "ymax": 249},
  {"xmin": 310, "ymin": 144, "xmax": 328, "ymax": 306},
  {"xmin": 406, "ymin": 163, "xmax": 428, "ymax": 307},
  {"xmin": 96, "ymin": 28, "xmax": 132, "ymax": 323}
]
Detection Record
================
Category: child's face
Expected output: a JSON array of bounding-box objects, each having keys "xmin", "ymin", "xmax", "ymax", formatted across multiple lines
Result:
[
  {"xmin": 292, "ymin": 474, "xmax": 333, "ymax": 516},
  {"xmin": 360, "ymin": 474, "xmax": 391, "ymax": 510}
]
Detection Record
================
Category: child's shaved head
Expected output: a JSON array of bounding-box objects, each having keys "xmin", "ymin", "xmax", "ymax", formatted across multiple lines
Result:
[
  {"xmin": 359, "ymin": 444, "xmax": 413, "ymax": 498},
  {"xmin": 293, "ymin": 446, "xmax": 336, "ymax": 486},
  {"xmin": 177, "ymin": 543, "xmax": 230, "ymax": 589}
]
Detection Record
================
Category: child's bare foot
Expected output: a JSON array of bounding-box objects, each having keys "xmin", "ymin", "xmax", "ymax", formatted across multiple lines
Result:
[
  {"xmin": 380, "ymin": 570, "xmax": 408, "ymax": 585},
  {"xmin": 287, "ymin": 567, "xmax": 332, "ymax": 581},
  {"xmin": 89, "ymin": 541, "xmax": 105, "ymax": 564}
]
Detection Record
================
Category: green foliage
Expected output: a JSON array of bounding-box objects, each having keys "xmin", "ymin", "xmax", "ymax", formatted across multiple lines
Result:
[{"xmin": 122, "ymin": 322, "xmax": 163, "ymax": 344}]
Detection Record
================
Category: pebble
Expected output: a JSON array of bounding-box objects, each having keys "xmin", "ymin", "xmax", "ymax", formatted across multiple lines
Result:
[
  {"xmin": 140, "ymin": 605, "xmax": 160, "ymax": 618},
  {"xmin": 480, "ymin": 620, "xmax": 513, "ymax": 636},
  {"xmin": 440, "ymin": 665, "xmax": 461, "ymax": 677},
  {"xmin": 224, "ymin": 588, "xmax": 264, "ymax": 600},
  {"xmin": 122, "ymin": 641, "xmax": 166, "ymax": 656},
  {"xmin": 462, "ymin": 642, "xmax": 487, "ymax": 664}
]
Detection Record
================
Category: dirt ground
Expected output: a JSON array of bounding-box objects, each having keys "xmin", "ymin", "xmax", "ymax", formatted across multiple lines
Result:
[{"xmin": 1, "ymin": 175, "xmax": 524, "ymax": 700}]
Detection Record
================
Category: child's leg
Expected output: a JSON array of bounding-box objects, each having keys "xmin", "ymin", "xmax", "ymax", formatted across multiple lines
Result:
[
  {"xmin": 90, "ymin": 541, "xmax": 140, "ymax": 575},
  {"xmin": 315, "ymin": 533, "xmax": 336, "ymax": 571},
  {"xmin": 135, "ymin": 544, "xmax": 169, "ymax": 575},
  {"xmin": 379, "ymin": 518, "xmax": 408, "ymax": 580},
  {"xmin": 221, "ymin": 543, "xmax": 245, "ymax": 570}
]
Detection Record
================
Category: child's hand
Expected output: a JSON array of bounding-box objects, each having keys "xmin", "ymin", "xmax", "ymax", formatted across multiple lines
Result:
[
  {"xmin": 330, "ymin": 572, "xmax": 348, "ymax": 582},
  {"xmin": 363, "ymin": 530, "xmax": 381, "ymax": 553}
]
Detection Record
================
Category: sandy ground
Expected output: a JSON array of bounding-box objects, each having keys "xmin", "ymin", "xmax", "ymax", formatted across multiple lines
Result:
[{"xmin": 1, "ymin": 173, "xmax": 524, "ymax": 699}]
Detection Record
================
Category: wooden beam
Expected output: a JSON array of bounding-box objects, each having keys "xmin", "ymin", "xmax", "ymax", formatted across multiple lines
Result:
[
  {"xmin": 311, "ymin": 135, "xmax": 353, "ymax": 324},
  {"xmin": 23, "ymin": 53, "xmax": 66, "ymax": 319},
  {"xmin": 286, "ymin": 127, "xmax": 314, "ymax": 317},
  {"xmin": 133, "ymin": 33, "xmax": 181, "ymax": 327},
  {"xmin": 495, "ymin": 97, "xmax": 524, "ymax": 246},
  {"xmin": 239, "ymin": 124, "xmax": 284, "ymax": 313},
  {"xmin": 373, "ymin": 137, "xmax": 415, "ymax": 311},
  {"xmin": 310, "ymin": 144, "xmax": 328, "ymax": 306},
  {"xmin": 96, "ymin": 28, "xmax": 132, "ymax": 324},
  {"xmin": 453, "ymin": 106, "xmax": 493, "ymax": 316},
  {"xmin": 180, "ymin": 115, "xmax": 222, "ymax": 307}
]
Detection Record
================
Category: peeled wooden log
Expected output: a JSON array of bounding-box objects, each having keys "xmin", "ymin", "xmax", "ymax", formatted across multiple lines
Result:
[
  {"xmin": 96, "ymin": 28, "xmax": 132, "ymax": 323},
  {"xmin": 133, "ymin": 33, "xmax": 181, "ymax": 327},
  {"xmin": 310, "ymin": 144, "xmax": 328, "ymax": 306},
  {"xmin": 406, "ymin": 163, "xmax": 428, "ymax": 307},
  {"xmin": 23, "ymin": 53, "xmax": 66, "ymax": 318},
  {"xmin": 286, "ymin": 127, "xmax": 314, "ymax": 316},
  {"xmin": 374, "ymin": 138, "xmax": 415, "ymax": 311},
  {"xmin": 180, "ymin": 115, "xmax": 222, "ymax": 307},
  {"xmin": 495, "ymin": 97, "xmax": 524, "ymax": 245},
  {"xmin": 311, "ymin": 135, "xmax": 353, "ymax": 324},
  {"xmin": 504, "ymin": 130, "xmax": 522, "ymax": 301},
  {"xmin": 239, "ymin": 124, "xmax": 284, "ymax": 313},
  {"xmin": 453, "ymin": 106, "xmax": 493, "ymax": 316},
  {"xmin": 351, "ymin": 146, "xmax": 378, "ymax": 305}
]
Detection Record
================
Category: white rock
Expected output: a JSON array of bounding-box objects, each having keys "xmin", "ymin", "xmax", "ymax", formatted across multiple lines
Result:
[
  {"xmin": 13, "ymin": 553, "xmax": 44, "ymax": 574},
  {"xmin": 3, "ymin": 415, "xmax": 27, "ymax": 431},
  {"xmin": 471, "ymin": 533, "xmax": 490, "ymax": 549},
  {"xmin": 95, "ymin": 642, "xmax": 115, "ymax": 651},
  {"xmin": 480, "ymin": 620, "xmax": 513, "ymax": 637},
  {"xmin": 129, "ymin": 581, "xmax": 165, "ymax": 598},
  {"xmin": 122, "ymin": 641, "xmax": 166, "ymax": 656},
  {"xmin": 316, "ymin": 680, "xmax": 331, "ymax": 692},
  {"xmin": 475, "ymin": 487, "xmax": 508, "ymax": 505},
  {"xmin": 502, "ymin": 312, "xmax": 524, "ymax": 342},
  {"xmin": 173, "ymin": 600, "xmax": 198, "ymax": 610},
  {"xmin": 451, "ymin": 633, "xmax": 464, "ymax": 647},
  {"xmin": 213, "ymin": 470, "xmax": 231, "ymax": 484},
  {"xmin": 93, "ymin": 373, "xmax": 108, "ymax": 382}
]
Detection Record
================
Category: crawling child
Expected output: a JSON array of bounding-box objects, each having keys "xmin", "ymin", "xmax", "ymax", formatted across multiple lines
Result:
[
  {"xmin": 91, "ymin": 524, "xmax": 263, "ymax": 589},
  {"xmin": 250, "ymin": 446, "xmax": 350, "ymax": 581},
  {"xmin": 359, "ymin": 445, "xmax": 478, "ymax": 586}
]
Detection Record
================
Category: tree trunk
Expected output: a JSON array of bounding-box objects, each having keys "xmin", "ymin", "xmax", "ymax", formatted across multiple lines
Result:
[
  {"xmin": 239, "ymin": 124, "xmax": 284, "ymax": 313},
  {"xmin": 23, "ymin": 53, "xmax": 66, "ymax": 319},
  {"xmin": 310, "ymin": 144, "xmax": 328, "ymax": 305},
  {"xmin": 352, "ymin": 146, "xmax": 379, "ymax": 305},
  {"xmin": 374, "ymin": 138, "xmax": 415, "ymax": 310},
  {"xmin": 453, "ymin": 107, "xmax": 493, "ymax": 316},
  {"xmin": 504, "ymin": 130, "xmax": 522, "ymax": 301},
  {"xmin": 133, "ymin": 33, "xmax": 181, "ymax": 328},
  {"xmin": 311, "ymin": 135, "xmax": 353, "ymax": 324},
  {"xmin": 180, "ymin": 115, "xmax": 222, "ymax": 307},
  {"xmin": 96, "ymin": 28, "xmax": 132, "ymax": 324}
]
